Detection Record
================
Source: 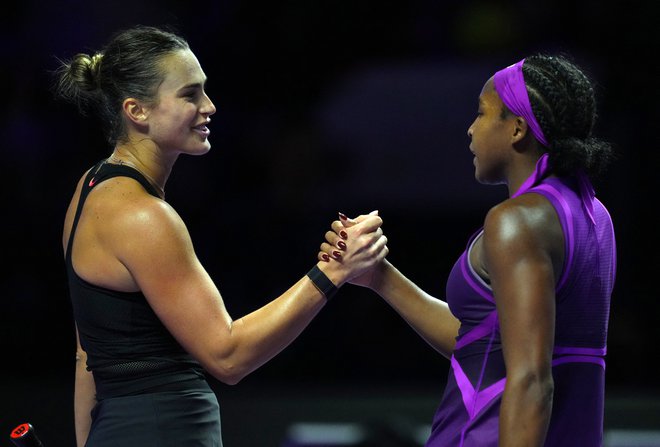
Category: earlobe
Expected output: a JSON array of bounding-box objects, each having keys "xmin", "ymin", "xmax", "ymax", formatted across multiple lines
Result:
[
  {"xmin": 123, "ymin": 98, "xmax": 148, "ymax": 124},
  {"xmin": 512, "ymin": 116, "xmax": 528, "ymax": 144}
]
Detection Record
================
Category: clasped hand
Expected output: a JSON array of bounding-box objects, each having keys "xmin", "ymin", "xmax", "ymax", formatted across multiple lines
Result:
[{"xmin": 318, "ymin": 211, "xmax": 388, "ymax": 288}]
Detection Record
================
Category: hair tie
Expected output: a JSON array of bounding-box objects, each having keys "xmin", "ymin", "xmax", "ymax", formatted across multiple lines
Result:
[{"xmin": 493, "ymin": 59, "xmax": 549, "ymax": 147}]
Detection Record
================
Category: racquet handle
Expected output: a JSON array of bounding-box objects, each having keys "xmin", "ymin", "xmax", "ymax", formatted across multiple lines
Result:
[{"xmin": 9, "ymin": 423, "xmax": 44, "ymax": 447}]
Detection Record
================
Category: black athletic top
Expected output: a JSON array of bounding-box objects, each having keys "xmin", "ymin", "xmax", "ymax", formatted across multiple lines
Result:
[{"xmin": 66, "ymin": 160, "xmax": 206, "ymax": 400}]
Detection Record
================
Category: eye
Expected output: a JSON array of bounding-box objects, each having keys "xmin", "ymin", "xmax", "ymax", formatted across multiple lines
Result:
[{"xmin": 181, "ymin": 88, "xmax": 200, "ymax": 100}]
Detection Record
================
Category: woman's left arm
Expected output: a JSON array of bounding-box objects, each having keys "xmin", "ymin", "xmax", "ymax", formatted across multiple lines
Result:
[{"xmin": 482, "ymin": 195, "xmax": 563, "ymax": 447}]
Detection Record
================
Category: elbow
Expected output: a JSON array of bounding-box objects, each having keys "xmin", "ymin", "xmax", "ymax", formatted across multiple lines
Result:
[
  {"xmin": 204, "ymin": 349, "xmax": 250, "ymax": 386},
  {"xmin": 536, "ymin": 377, "xmax": 554, "ymax": 408},
  {"xmin": 509, "ymin": 368, "xmax": 554, "ymax": 406},
  {"xmin": 212, "ymin": 367, "xmax": 245, "ymax": 386},
  {"xmin": 197, "ymin": 321, "xmax": 256, "ymax": 385}
]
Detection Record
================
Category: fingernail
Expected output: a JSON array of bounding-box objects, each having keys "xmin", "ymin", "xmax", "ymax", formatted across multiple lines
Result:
[
  {"xmin": 337, "ymin": 241, "xmax": 347, "ymax": 250},
  {"xmin": 340, "ymin": 230, "xmax": 348, "ymax": 239},
  {"xmin": 322, "ymin": 254, "xmax": 330, "ymax": 261},
  {"xmin": 333, "ymin": 251, "xmax": 342, "ymax": 258},
  {"xmin": 339, "ymin": 212, "xmax": 348, "ymax": 220}
]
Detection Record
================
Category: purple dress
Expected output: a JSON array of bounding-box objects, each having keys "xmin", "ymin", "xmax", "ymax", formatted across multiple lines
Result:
[{"xmin": 426, "ymin": 158, "xmax": 616, "ymax": 447}]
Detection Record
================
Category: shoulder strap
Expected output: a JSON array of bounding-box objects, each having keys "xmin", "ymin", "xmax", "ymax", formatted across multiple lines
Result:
[
  {"xmin": 65, "ymin": 161, "xmax": 105, "ymax": 261},
  {"xmin": 64, "ymin": 160, "xmax": 161, "ymax": 261}
]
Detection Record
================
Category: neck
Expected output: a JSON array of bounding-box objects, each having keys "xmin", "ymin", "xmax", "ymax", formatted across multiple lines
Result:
[
  {"xmin": 108, "ymin": 150, "xmax": 167, "ymax": 199},
  {"xmin": 508, "ymin": 152, "xmax": 551, "ymax": 198}
]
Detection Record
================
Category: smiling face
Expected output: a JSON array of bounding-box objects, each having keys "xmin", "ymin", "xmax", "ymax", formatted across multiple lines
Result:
[
  {"xmin": 467, "ymin": 77, "xmax": 518, "ymax": 186},
  {"xmin": 143, "ymin": 49, "xmax": 217, "ymax": 156}
]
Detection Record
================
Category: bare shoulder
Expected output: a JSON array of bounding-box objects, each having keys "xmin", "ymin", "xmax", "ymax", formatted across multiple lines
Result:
[
  {"xmin": 483, "ymin": 192, "xmax": 562, "ymax": 254},
  {"xmin": 484, "ymin": 193, "xmax": 563, "ymax": 260},
  {"xmin": 65, "ymin": 174, "xmax": 196, "ymax": 291},
  {"xmin": 102, "ymin": 178, "xmax": 188, "ymax": 242},
  {"xmin": 84, "ymin": 177, "xmax": 193, "ymax": 264}
]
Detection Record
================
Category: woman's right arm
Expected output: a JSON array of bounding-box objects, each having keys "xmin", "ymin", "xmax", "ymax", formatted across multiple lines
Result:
[
  {"xmin": 113, "ymin": 199, "xmax": 389, "ymax": 385},
  {"xmin": 320, "ymin": 217, "xmax": 460, "ymax": 358},
  {"xmin": 74, "ymin": 327, "xmax": 95, "ymax": 447},
  {"xmin": 358, "ymin": 259, "xmax": 459, "ymax": 358}
]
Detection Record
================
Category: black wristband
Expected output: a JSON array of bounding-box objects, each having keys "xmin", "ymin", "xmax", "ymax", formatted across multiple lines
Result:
[{"xmin": 306, "ymin": 265, "xmax": 339, "ymax": 300}]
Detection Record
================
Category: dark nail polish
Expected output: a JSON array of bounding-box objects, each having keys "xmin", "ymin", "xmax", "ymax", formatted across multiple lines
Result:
[
  {"xmin": 340, "ymin": 230, "xmax": 348, "ymax": 239},
  {"xmin": 322, "ymin": 254, "xmax": 330, "ymax": 261},
  {"xmin": 337, "ymin": 241, "xmax": 347, "ymax": 250},
  {"xmin": 339, "ymin": 212, "xmax": 348, "ymax": 220},
  {"xmin": 333, "ymin": 251, "xmax": 342, "ymax": 258}
]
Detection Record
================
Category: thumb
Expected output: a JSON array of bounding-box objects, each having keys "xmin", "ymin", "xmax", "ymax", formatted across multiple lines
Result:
[
  {"xmin": 338, "ymin": 212, "xmax": 358, "ymax": 228},
  {"xmin": 354, "ymin": 210, "xmax": 379, "ymax": 223}
]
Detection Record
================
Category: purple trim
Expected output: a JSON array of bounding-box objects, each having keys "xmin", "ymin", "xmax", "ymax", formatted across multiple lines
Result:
[
  {"xmin": 493, "ymin": 59, "xmax": 549, "ymax": 147},
  {"xmin": 553, "ymin": 346, "xmax": 606, "ymax": 356},
  {"xmin": 511, "ymin": 153, "xmax": 550, "ymax": 199},
  {"xmin": 451, "ymin": 356, "xmax": 507, "ymax": 420},
  {"xmin": 455, "ymin": 311, "xmax": 498, "ymax": 350},
  {"xmin": 471, "ymin": 326, "xmax": 497, "ymax": 417},
  {"xmin": 552, "ymin": 355, "xmax": 606, "ymax": 369},
  {"xmin": 452, "ymin": 356, "xmax": 476, "ymax": 418},
  {"xmin": 577, "ymin": 171, "xmax": 596, "ymax": 225},
  {"xmin": 528, "ymin": 183, "xmax": 574, "ymax": 291},
  {"xmin": 599, "ymin": 200, "xmax": 618, "ymax": 278},
  {"xmin": 474, "ymin": 377, "xmax": 507, "ymax": 414}
]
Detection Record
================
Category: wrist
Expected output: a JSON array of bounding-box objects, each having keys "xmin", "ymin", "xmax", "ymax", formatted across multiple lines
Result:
[
  {"xmin": 367, "ymin": 259, "xmax": 391, "ymax": 294},
  {"xmin": 307, "ymin": 263, "xmax": 341, "ymax": 300},
  {"xmin": 315, "ymin": 261, "xmax": 347, "ymax": 288}
]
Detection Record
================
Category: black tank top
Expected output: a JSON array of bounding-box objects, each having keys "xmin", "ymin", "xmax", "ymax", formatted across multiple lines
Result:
[{"xmin": 66, "ymin": 160, "xmax": 205, "ymax": 400}]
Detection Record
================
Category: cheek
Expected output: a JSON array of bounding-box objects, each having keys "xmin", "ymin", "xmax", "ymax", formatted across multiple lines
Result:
[
  {"xmin": 162, "ymin": 111, "xmax": 194, "ymax": 135},
  {"xmin": 471, "ymin": 121, "xmax": 488, "ymax": 146}
]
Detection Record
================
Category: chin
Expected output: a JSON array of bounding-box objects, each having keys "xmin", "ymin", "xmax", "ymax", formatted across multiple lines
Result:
[{"xmin": 187, "ymin": 142, "xmax": 213, "ymax": 156}]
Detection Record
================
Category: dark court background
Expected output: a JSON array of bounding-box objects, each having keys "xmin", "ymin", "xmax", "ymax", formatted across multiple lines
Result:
[{"xmin": 2, "ymin": 1, "xmax": 658, "ymax": 446}]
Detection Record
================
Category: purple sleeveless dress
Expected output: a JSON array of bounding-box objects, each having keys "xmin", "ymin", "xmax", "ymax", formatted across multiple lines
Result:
[{"xmin": 426, "ymin": 155, "xmax": 616, "ymax": 447}]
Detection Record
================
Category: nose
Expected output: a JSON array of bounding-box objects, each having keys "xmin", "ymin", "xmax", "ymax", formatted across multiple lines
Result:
[
  {"xmin": 467, "ymin": 117, "xmax": 477, "ymax": 138},
  {"xmin": 202, "ymin": 93, "xmax": 217, "ymax": 116}
]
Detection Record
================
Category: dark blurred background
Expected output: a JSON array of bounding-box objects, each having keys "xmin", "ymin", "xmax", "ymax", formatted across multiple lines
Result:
[{"xmin": 2, "ymin": 1, "xmax": 658, "ymax": 446}]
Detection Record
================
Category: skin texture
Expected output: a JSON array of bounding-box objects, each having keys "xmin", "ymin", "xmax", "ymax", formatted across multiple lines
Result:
[
  {"xmin": 63, "ymin": 48, "xmax": 389, "ymax": 447},
  {"xmin": 321, "ymin": 78, "xmax": 565, "ymax": 447}
]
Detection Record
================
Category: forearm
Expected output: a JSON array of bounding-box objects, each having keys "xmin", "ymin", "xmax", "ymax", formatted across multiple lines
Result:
[
  {"xmin": 206, "ymin": 262, "xmax": 338, "ymax": 383},
  {"xmin": 192, "ymin": 214, "xmax": 387, "ymax": 384},
  {"xmin": 74, "ymin": 353, "xmax": 95, "ymax": 447},
  {"xmin": 499, "ymin": 376, "xmax": 553, "ymax": 446},
  {"xmin": 370, "ymin": 260, "xmax": 460, "ymax": 358}
]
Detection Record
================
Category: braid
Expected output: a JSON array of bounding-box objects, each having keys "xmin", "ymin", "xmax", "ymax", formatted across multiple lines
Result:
[{"xmin": 523, "ymin": 54, "xmax": 614, "ymax": 179}]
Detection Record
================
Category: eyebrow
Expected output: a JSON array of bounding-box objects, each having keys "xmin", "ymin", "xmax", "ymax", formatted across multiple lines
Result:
[{"xmin": 179, "ymin": 78, "xmax": 208, "ymax": 91}]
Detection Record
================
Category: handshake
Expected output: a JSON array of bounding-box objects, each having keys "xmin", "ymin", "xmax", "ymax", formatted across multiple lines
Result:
[{"xmin": 313, "ymin": 211, "xmax": 389, "ymax": 293}]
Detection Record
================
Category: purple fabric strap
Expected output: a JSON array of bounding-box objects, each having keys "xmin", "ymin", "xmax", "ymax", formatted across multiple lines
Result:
[
  {"xmin": 512, "ymin": 153, "xmax": 596, "ymax": 225},
  {"xmin": 511, "ymin": 152, "xmax": 550, "ymax": 199},
  {"xmin": 454, "ymin": 311, "xmax": 498, "ymax": 350},
  {"xmin": 493, "ymin": 59, "xmax": 549, "ymax": 147}
]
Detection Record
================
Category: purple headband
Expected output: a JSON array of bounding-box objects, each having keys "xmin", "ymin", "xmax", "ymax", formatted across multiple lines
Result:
[{"xmin": 493, "ymin": 59, "xmax": 549, "ymax": 147}]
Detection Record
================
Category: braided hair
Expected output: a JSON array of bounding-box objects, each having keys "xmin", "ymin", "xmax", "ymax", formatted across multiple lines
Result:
[
  {"xmin": 53, "ymin": 25, "xmax": 189, "ymax": 147},
  {"xmin": 522, "ymin": 54, "xmax": 614, "ymax": 179}
]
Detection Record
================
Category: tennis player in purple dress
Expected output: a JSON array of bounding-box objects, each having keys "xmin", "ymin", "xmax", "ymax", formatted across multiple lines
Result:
[{"xmin": 322, "ymin": 54, "xmax": 616, "ymax": 446}]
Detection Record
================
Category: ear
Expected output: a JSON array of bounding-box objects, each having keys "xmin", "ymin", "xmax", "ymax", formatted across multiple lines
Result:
[
  {"xmin": 511, "ymin": 116, "xmax": 529, "ymax": 144},
  {"xmin": 122, "ymin": 98, "xmax": 149, "ymax": 125}
]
